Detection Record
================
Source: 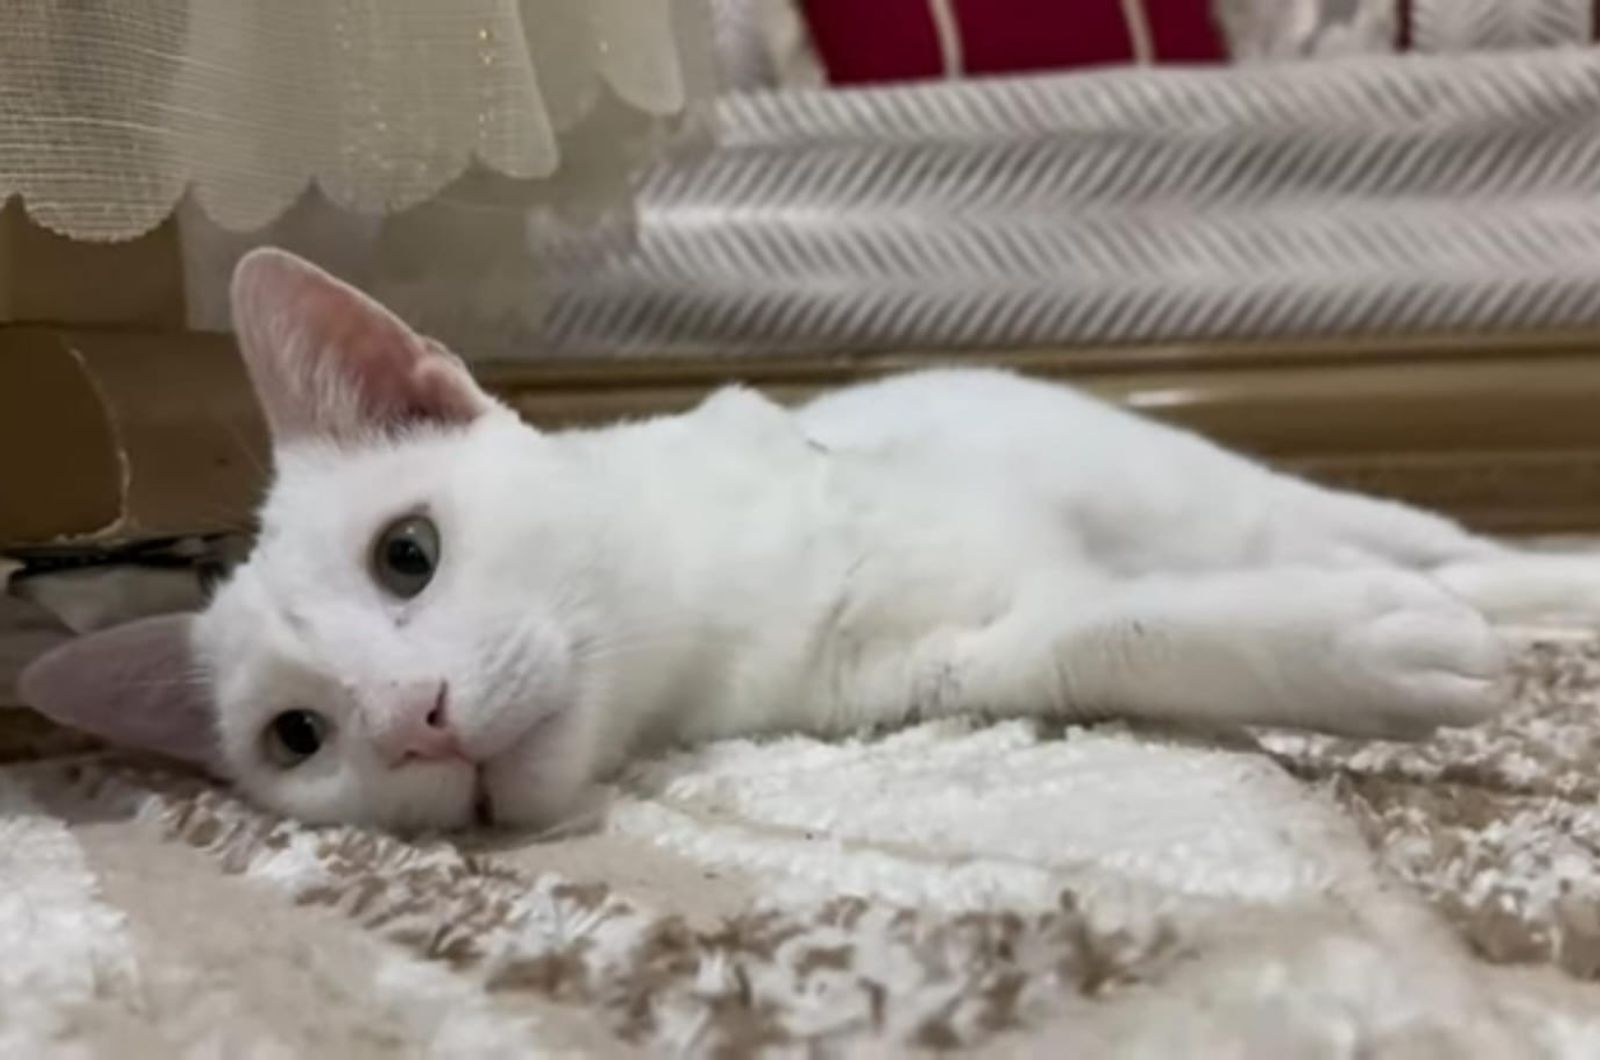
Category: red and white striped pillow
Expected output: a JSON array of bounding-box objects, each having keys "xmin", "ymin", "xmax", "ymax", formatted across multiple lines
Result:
[
  {"xmin": 801, "ymin": 0, "xmax": 1221, "ymax": 83},
  {"xmin": 797, "ymin": 0, "xmax": 1600, "ymax": 85}
]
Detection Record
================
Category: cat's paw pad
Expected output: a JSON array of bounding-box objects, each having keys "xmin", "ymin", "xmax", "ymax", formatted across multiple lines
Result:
[{"xmin": 1335, "ymin": 573, "xmax": 1508, "ymax": 738}]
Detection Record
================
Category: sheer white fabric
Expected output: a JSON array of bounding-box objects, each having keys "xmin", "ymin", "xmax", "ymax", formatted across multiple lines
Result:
[{"xmin": 0, "ymin": 1, "xmax": 713, "ymax": 241}]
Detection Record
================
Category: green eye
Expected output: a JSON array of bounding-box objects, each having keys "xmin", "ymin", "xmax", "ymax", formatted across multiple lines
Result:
[
  {"xmin": 372, "ymin": 515, "xmax": 440, "ymax": 599},
  {"xmin": 263, "ymin": 709, "xmax": 329, "ymax": 768}
]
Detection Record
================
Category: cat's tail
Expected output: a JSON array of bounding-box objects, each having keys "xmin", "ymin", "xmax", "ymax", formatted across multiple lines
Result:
[{"xmin": 1432, "ymin": 553, "xmax": 1600, "ymax": 624}]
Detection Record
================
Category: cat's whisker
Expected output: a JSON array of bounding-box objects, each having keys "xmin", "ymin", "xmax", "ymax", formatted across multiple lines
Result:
[
  {"xmin": 221, "ymin": 419, "xmax": 273, "ymax": 483},
  {"xmin": 572, "ymin": 628, "xmax": 696, "ymax": 666},
  {"xmin": 526, "ymin": 803, "xmax": 604, "ymax": 842},
  {"xmin": 111, "ymin": 674, "xmax": 205, "ymax": 691},
  {"xmin": 107, "ymin": 670, "xmax": 209, "ymax": 693},
  {"xmin": 141, "ymin": 500, "xmax": 258, "ymax": 539}
]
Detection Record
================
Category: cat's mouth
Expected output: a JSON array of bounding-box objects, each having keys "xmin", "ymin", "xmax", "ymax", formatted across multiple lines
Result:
[
  {"xmin": 468, "ymin": 703, "xmax": 571, "ymax": 829},
  {"xmin": 472, "ymin": 769, "xmax": 495, "ymax": 827}
]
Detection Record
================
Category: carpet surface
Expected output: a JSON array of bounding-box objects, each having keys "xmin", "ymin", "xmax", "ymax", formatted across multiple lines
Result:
[{"xmin": 5, "ymin": 630, "xmax": 1600, "ymax": 1056}]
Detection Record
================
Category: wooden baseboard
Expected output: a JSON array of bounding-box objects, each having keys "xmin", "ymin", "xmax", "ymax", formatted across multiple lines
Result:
[
  {"xmin": 482, "ymin": 330, "xmax": 1600, "ymax": 534},
  {"xmin": 6, "ymin": 327, "xmax": 1600, "ymax": 548}
]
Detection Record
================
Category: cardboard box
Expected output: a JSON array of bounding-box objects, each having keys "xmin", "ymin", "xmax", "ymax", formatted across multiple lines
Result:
[
  {"xmin": 0, "ymin": 202, "xmax": 186, "ymax": 327},
  {"xmin": 0, "ymin": 329, "xmax": 268, "ymax": 548}
]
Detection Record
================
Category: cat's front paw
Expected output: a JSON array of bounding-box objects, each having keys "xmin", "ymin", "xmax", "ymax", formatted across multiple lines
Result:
[{"xmin": 1330, "ymin": 572, "xmax": 1509, "ymax": 740}]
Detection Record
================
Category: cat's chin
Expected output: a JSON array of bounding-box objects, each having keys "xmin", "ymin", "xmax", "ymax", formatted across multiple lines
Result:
[{"xmin": 472, "ymin": 704, "xmax": 591, "ymax": 831}]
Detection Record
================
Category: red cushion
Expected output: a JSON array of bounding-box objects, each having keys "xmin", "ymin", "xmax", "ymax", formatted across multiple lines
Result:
[
  {"xmin": 801, "ymin": 0, "xmax": 948, "ymax": 84},
  {"xmin": 799, "ymin": 0, "xmax": 1227, "ymax": 85},
  {"xmin": 1144, "ymin": 0, "xmax": 1231, "ymax": 61},
  {"xmin": 959, "ymin": 0, "xmax": 1140, "ymax": 75}
]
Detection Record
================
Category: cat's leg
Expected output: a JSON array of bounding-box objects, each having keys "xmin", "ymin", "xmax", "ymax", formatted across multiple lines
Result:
[
  {"xmin": 1429, "ymin": 554, "xmax": 1600, "ymax": 623},
  {"xmin": 1269, "ymin": 480, "xmax": 1600, "ymax": 621},
  {"xmin": 1277, "ymin": 478, "xmax": 1506, "ymax": 567},
  {"xmin": 1280, "ymin": 480, "xmax": 1600, "ymax": 621},
  {"xmin": 851, "ymin": 567, "xmax": 1506, "ymax": 740}
]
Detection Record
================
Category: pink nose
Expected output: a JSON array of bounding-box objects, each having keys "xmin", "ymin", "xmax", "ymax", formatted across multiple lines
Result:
[{"xmin": 372, "ymin": 681, "xmax": 464, "ymax": 765}]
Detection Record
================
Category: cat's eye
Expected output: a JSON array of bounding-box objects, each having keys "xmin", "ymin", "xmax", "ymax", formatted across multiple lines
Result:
[
  {"xmin": 372, "ymin": 515, "xmax": 440, "ymax": 599},
  {"xmin": 262, "ymin": 709, "xmax": 329, "ymax": 768}
]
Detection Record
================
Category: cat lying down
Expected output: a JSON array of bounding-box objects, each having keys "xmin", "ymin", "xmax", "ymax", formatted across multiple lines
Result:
[{"xmin": 20, "ymin": 249, "xmax": 1600, "ymax": 832}]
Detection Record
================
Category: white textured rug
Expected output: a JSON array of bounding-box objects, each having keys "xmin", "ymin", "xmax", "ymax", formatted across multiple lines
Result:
[{"xmin": 4, "ymin": 631, "xmax": 1600, "ymax": 1056}]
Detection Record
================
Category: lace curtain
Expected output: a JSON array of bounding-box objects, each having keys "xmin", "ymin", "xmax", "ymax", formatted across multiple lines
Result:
[
  {"xmin": 0, "ymin": 1, "xmax": 715, "ymax": 242},
  {"xmin": 12, "ymin": 0, "xmax": 1594, "ymax": 358},
  {"xmin": 0, "ymin": 0, "xmax": 726, "ymax": 355}
]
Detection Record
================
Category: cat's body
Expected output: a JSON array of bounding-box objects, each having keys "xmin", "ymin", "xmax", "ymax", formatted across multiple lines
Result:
[
  {"xmin": 23, "ymin": 250, "xmax": 1600, "ymax": 832},
  {"xmin": 548, "ymin": 367, "xmax": 1490, "ymax": 753}
]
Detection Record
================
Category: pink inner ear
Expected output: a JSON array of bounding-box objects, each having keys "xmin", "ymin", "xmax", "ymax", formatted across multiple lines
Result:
[
  {"xmin": 18, "ymin": 614, "xmax": 220, "ymax": 771},
  {"xmin": 229, "ymin": 248, "xmax": 493, "ymax": 444}
]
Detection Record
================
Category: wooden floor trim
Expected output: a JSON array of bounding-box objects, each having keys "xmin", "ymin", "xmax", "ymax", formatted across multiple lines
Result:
[{"xmin": 6, "ymin": 326, "xmax": 1600, "ymax": 548}]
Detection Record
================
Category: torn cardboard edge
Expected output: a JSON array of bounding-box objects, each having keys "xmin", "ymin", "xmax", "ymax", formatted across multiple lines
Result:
[{"xmin": 0, "ymin": 328, "xmax": 270, "ymax": 548}]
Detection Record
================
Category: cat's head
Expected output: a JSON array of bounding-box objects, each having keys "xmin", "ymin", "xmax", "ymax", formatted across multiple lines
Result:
[{"xmin": 20, "ymin": 249, "xmax": 601, "ymax": 831}]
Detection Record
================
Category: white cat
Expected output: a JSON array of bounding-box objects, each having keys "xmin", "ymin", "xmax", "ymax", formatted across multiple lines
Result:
[{"xmin": 21, "ymin": 249, "xmax": 1599, "ymax": 832}]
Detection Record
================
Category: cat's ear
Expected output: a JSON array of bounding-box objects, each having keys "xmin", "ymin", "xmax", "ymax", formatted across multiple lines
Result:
[
  {"xmin": 18, "ymin": 614, "xmax": 220, "ymax": 770},
  {"xmin": 229, "ymin": 248, "xmax": 496, "ymax": 445}
]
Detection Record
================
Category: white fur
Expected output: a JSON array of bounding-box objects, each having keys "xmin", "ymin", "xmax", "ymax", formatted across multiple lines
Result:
[{"xmin": 197, "ymin": 363, "xmax": 1558, "ymax": 832}]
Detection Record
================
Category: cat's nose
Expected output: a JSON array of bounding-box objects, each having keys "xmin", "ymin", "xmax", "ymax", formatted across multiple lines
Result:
[{"xmin": 372, "ymin": 680, "xmax": 464, "ymax": 765}]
